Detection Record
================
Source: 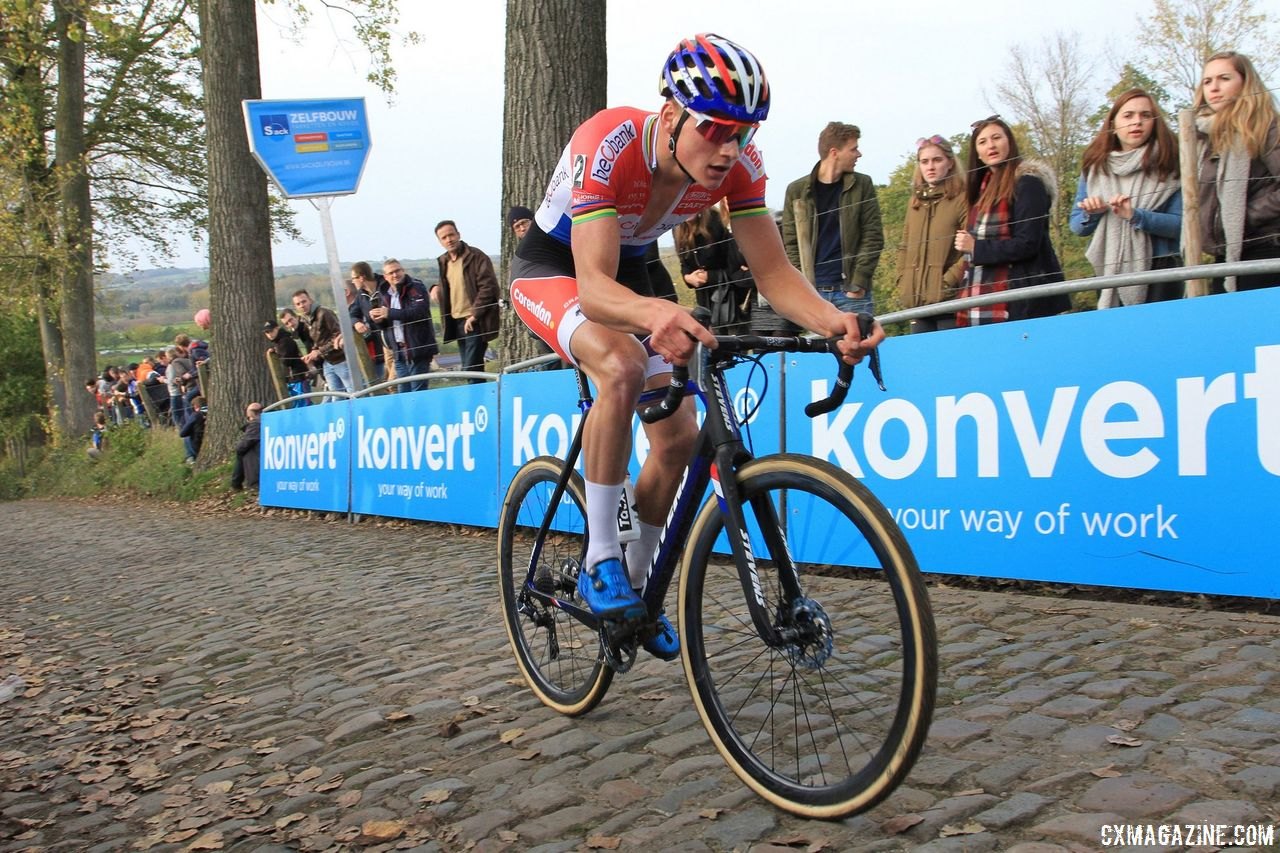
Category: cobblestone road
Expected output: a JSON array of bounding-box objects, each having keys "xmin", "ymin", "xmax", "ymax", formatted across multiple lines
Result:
[{"xmin": 1, "ymin": 500, "xmax": 1278, "ymax": 852}]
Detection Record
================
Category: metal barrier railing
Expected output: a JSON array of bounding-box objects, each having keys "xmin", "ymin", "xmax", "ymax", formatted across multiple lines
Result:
[{"xmin": 878, "ymin": 258, "xmax": 1280, "ymax": 325}]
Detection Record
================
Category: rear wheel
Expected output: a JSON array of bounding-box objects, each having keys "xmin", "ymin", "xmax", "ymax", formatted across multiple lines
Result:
[
  {"xmin": 498, "ymin": 456, "xmax": 612, "ymax": 715},
  {"xmin": 680, "ymin": 454, "xmax": 936, "ymax": 819}
]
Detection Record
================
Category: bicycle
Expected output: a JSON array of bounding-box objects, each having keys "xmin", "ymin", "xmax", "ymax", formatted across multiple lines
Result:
[{"xmin": 497, "ymin": 317, "xmax": 937, "ymax": 819}]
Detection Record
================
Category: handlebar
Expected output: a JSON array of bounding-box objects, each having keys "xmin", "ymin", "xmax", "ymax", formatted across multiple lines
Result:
[{"xmin": 638, "ymin": 311, "xmax": 884, "ymax": 424}]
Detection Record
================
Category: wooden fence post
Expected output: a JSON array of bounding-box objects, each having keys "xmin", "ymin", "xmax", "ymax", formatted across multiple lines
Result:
[{"xmin": 1179, "ymin": 109, "xmax": 1209, "ymax": 298}]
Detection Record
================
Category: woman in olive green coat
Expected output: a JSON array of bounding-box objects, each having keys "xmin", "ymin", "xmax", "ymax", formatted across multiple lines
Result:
[{"xmin": 895, "ymin": 136, "xmax": 968, "ymax": 333}]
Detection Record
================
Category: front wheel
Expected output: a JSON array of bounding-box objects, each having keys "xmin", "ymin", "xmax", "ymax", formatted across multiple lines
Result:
[
  {"xmin": 498, "ymin": 456, "xmax": 612, "ymax": 715},
  {"xmin": 680, "ymin": 454, "xmax": 936, "ymax": 819}
]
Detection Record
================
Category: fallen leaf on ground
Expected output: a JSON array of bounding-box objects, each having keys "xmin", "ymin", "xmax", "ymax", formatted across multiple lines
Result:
[
  {"xmin": 274, "ymin": 813, "xmax": 307, "ymax": 829},
  {"xmin": 203, "ymin": 781, "xmax": 233, "ymax": 795},
  {"xmin": 185, "ymin": 830, "xmax": 223, "ymax": 850},
  {"xmin": 336, "ymin": 790, "xmax": 362, "ymax": 808},
  {"xmin": 699, "ymin": 808, "xmax": 724, "ymax": 819},
  {"xmin": 1106, "ymin": 734, "xmax": 1144, "ymax": 748},
  {"xmin": 419, "ymin": 789, "xmax": 451, "ymax": 804},
  {"xmin": 1112, "ymin": 719, "xmax": 1140, "ymax": 731},
  {"xmin": 515, "ymin": 749, "xmax": 540, "ymax": 760},
  {"xmin": 292, "ymin": 766, "xmax": 323, "ymax": 783},
  {"xmin": 585, "ymin": 836, "xmax": 621, "ymax": 850},
  {"xmin": 359, "ymin": 820, "xmax": 405, "ymax": 842},
  {"xmin": 498, "ymin": 830, "xmax": 519, "ymax": 842},
  {"xmin": 954, "ymin": 787, "xmax": 984, "ymax": 796},
  {"xmin": 499, "ymin": 728, "xmax": 524, "ymax": 744},
  {"xmin": 461, "ymin": 695, "xmax": 480, "ymax": 707},
  {"xmin": 1090, "ymin": 764, "xmax": 1123, "ymax": 778},
  {"xmin": 385, "ymin": 711, "xmax": 413, "ymax": 722},
  {"xmin": 881, "ymin": 814, "xmax": 925, "ymax": 835},
  {"xmin": 314, "ymin": 775, "xmax": 343, "ymax": 792},
  {"xmin": 939, "ymin": 821, "xmax": 985, "ymax": 837}
]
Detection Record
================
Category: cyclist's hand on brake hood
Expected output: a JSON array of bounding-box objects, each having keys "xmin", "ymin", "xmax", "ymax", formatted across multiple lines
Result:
[
  {"xmin": 821, "ymin": 310, "xmax": 885, "ymax": 366},
  {"xmin": 647, "ymin": 299, "xmax": 718, "ymax": 366}
]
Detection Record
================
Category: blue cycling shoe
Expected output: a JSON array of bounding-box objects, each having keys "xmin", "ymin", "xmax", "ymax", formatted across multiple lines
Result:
[
  {"xmin": 642, "ymin": 611, "xmax": 680, "ymax": 661},
  {"xmin": 578, "ymin": 558, "xmax": 646, "ymax": 621}
]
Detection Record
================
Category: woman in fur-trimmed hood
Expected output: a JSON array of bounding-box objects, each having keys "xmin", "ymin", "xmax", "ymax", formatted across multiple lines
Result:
[{"xmin": 953, "ymin": 116, "xmax": 1072, "ymax": 325}]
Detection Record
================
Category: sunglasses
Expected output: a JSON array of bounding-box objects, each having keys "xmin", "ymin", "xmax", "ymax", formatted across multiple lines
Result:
[
  {"xmin": 970, "ymin": 114, "xmax": 1002, "ymax": 129},
  {"xmin": 916, "ymin": 134, "xmax": 948, "ymax": 150},
  {"xmin": 684, "ymin": 108, "xmax": 758, "ymax": 148}
]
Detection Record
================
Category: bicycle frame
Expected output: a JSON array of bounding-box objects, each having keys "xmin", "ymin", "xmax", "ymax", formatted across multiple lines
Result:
[{"xmin": 517, "ymin": 344, "xmax": 802, "ymax": 647}]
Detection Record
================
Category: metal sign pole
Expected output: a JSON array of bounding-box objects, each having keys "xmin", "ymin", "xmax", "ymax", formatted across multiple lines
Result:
[{"xmin": 312, "ymin": 196, "xmax": 366, "ymax": 392}]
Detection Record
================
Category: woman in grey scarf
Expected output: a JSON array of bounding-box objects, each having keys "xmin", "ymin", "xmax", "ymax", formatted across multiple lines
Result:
[
  {"xmin": 1070, "ymin": 89, "xmax": 1182, "ymax": 307},
  {"xmin": 1194, "ymin": 51, "xmax": 1280, "ymax": 293}
]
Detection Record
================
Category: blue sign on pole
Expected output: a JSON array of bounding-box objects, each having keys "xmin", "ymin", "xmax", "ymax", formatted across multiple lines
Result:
[{"xmin": 242, "ymin": 98, "xmax": 372, "ymax": 198}]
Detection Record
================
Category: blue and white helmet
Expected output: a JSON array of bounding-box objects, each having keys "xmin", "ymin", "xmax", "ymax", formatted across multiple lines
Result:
[{"xmin": 660, "ymin": 34, "xmax": 770, "ymax": 124}]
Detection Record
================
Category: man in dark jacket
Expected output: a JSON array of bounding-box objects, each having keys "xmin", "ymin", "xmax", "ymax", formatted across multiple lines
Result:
[
  {"xmin": 434, "ymin": 220, "xmax": 499, "ymax": 382},
  {"xmin": 292, "ymin": 289, "xmax": 352, "ymax": 396},
  {"xmin": 369, "ymin": 259, "xmax": 438, "ymax": 393},
  {"xmin": 782, "ymin": 122, "xmax": 884, "ymax": 317},
  {"xmin": 348, "ymin": 262, "xmax": 389, "ymax": 382},
  {"xmin": 231, "ymin": 402, "xmax": 263, "ymax": 491},
  {"xmin": 264, "ymin": 320, "xmax": 310, "ymax": 404}
]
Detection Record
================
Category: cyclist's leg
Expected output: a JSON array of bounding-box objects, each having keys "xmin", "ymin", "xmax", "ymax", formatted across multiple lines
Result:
[{"xmin": 510, "ymin": 272, "xmax": 646, "ymax": 620}]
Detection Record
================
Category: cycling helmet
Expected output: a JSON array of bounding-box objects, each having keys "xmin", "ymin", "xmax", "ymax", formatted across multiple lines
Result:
[{"xmin": 660, "ymin": 34, "xmax": 770, "ymax": 125}]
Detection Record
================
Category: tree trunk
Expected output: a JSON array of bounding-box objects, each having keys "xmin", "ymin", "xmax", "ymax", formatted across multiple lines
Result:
[
  {"xmin": 498, "ymin": 0, "xmax": 606, "ymax": 367},
  {"xmin": 197, "ymin": 0, "xmax": 276, "ymax": 464},
  {"xmin": 55, "ymin": 0, "xmax": 96, "ymax": 440},
  {"xmin": 35, "ymin": 261, "xmax": 68, "ymax": 423}
]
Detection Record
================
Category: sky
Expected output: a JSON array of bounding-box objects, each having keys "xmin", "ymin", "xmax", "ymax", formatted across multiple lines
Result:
[{"xmin": 151, "ymin": 0, "xmax": 1156, "ymax": 271}]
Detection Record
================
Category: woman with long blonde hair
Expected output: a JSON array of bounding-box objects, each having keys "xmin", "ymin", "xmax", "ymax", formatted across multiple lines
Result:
[
  {"xmin": 1194, "ymin": 51, "xmax": 1280, "ymax": 292},
  {"xmin": 1070, "ymin": 88, "xmax": 1182, "ymax": 306},
  {"xmin": 896, "ymin": 135, "xmax": 967, "ymax": 332}
]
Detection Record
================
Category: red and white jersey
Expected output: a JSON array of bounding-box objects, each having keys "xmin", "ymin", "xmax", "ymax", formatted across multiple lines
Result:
[{"xmin": 533, "ymin": 107, "xmax": 769, "ymax": 259}]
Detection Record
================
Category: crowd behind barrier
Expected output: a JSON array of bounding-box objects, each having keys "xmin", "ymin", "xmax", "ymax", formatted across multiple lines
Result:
[
  {"xmin": 90, "ymin": 57, "xmax": 1280, "ymax": 503},
  {"xmin": 259, "ymin": 277, "xmax": 1280, "ymax": 600}
]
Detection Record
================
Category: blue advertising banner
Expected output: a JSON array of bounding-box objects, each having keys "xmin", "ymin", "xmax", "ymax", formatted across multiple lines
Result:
[
  {"xmin": 785, "ymin": 289, "xmax": 1280, "ymax": 598},
  {"xmin": 259, "ymin": 404, "xmax": 351, "ymax": 512},
  {"xmin": 350, "ymin": 384, "xmax": 499, "ymax": 525},
  {"xmin": 242, "ymin": 98, "xmax": 371, "ymax": 197}
]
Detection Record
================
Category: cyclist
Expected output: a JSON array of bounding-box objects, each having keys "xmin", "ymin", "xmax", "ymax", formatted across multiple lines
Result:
[{"xmin": 510, "ymin": 33, "xmax": 884, "ymax": 661}]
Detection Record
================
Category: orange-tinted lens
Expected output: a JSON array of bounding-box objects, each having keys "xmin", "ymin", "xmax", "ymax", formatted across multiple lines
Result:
[{"xmin": 695, "ymin": 118, "xmax": 757, "ymax": 148}]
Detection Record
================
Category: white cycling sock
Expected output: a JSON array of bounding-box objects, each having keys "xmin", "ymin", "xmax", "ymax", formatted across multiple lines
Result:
[
  {"xmin": 627, "ymin": 521, "xmax": 663, "ymax": 589},
  {"xmin": 583, "ymin": 479, "xmax": 623, "ymax": 570}
]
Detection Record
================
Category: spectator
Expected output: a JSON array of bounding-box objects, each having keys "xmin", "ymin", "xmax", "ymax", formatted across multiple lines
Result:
[
  {"xmin": 507, "ymin": 205, "xmax": 534, "ymax": 243},
  {"xmin": 507, "ymin": 205, "xmax": 559, "ymax": 367},
  {"xmin": 348, "ymin": 262, "xmax": 389, "ymax": 382},
  {"xmin": 178, "ymin": 395, "xmax": 207, "ymax": 464},
  {"xmin": 954, "ymin": 116, "xmax": 1071, "ymax": 325},
  {"xmin": 433, "ymin": 220, "xmax": 500, "ymax": 381},
  {"xmin": 782, "ymin": 121, "xmax": 884, "ymax": 317},
  {"xmin": 674, "ymin": 203, "xmax": 753, "ymax": 334},
  {"xmin": 89, "ymin": 411, "xmax": 107, "ymax": 458},
  {"xmin": 165, "ymin": 345, "xmax": 195, "ymax": 429},
  {"xmin": 751, "ymin": 211, "xmax": 802, "ymax": 336},
  {"xmin": 193, "ymin": 308, "xmax": 211, "ymax": 330},
  {"xmin": 896, "ymin": 135, "xmax": 968, "ymax": 333},
  {"xmin": 644, "ymin": 242, "xmax": 678, "ymax": 302},
  {"xmin": 230, "ymin": 402, "xmax": 263, "ymax": 491},
  {"xmin": 292, "ymin": 289, "xmax": 352, "ymax": 398},
  {"xmin": 370, "ymin": 259, "xmax": 437, "ymax": 392},
  {"xmin": 1071, "ymin": 89, "xmax": 1182, "ymax": 307},
  {"xmin": 1194, "ymin": 51, "xmax": 1280, "ymax": 293},
  {"xmin": 264, "ymin": 320, "xmax": 310, "ymax": 404}
]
